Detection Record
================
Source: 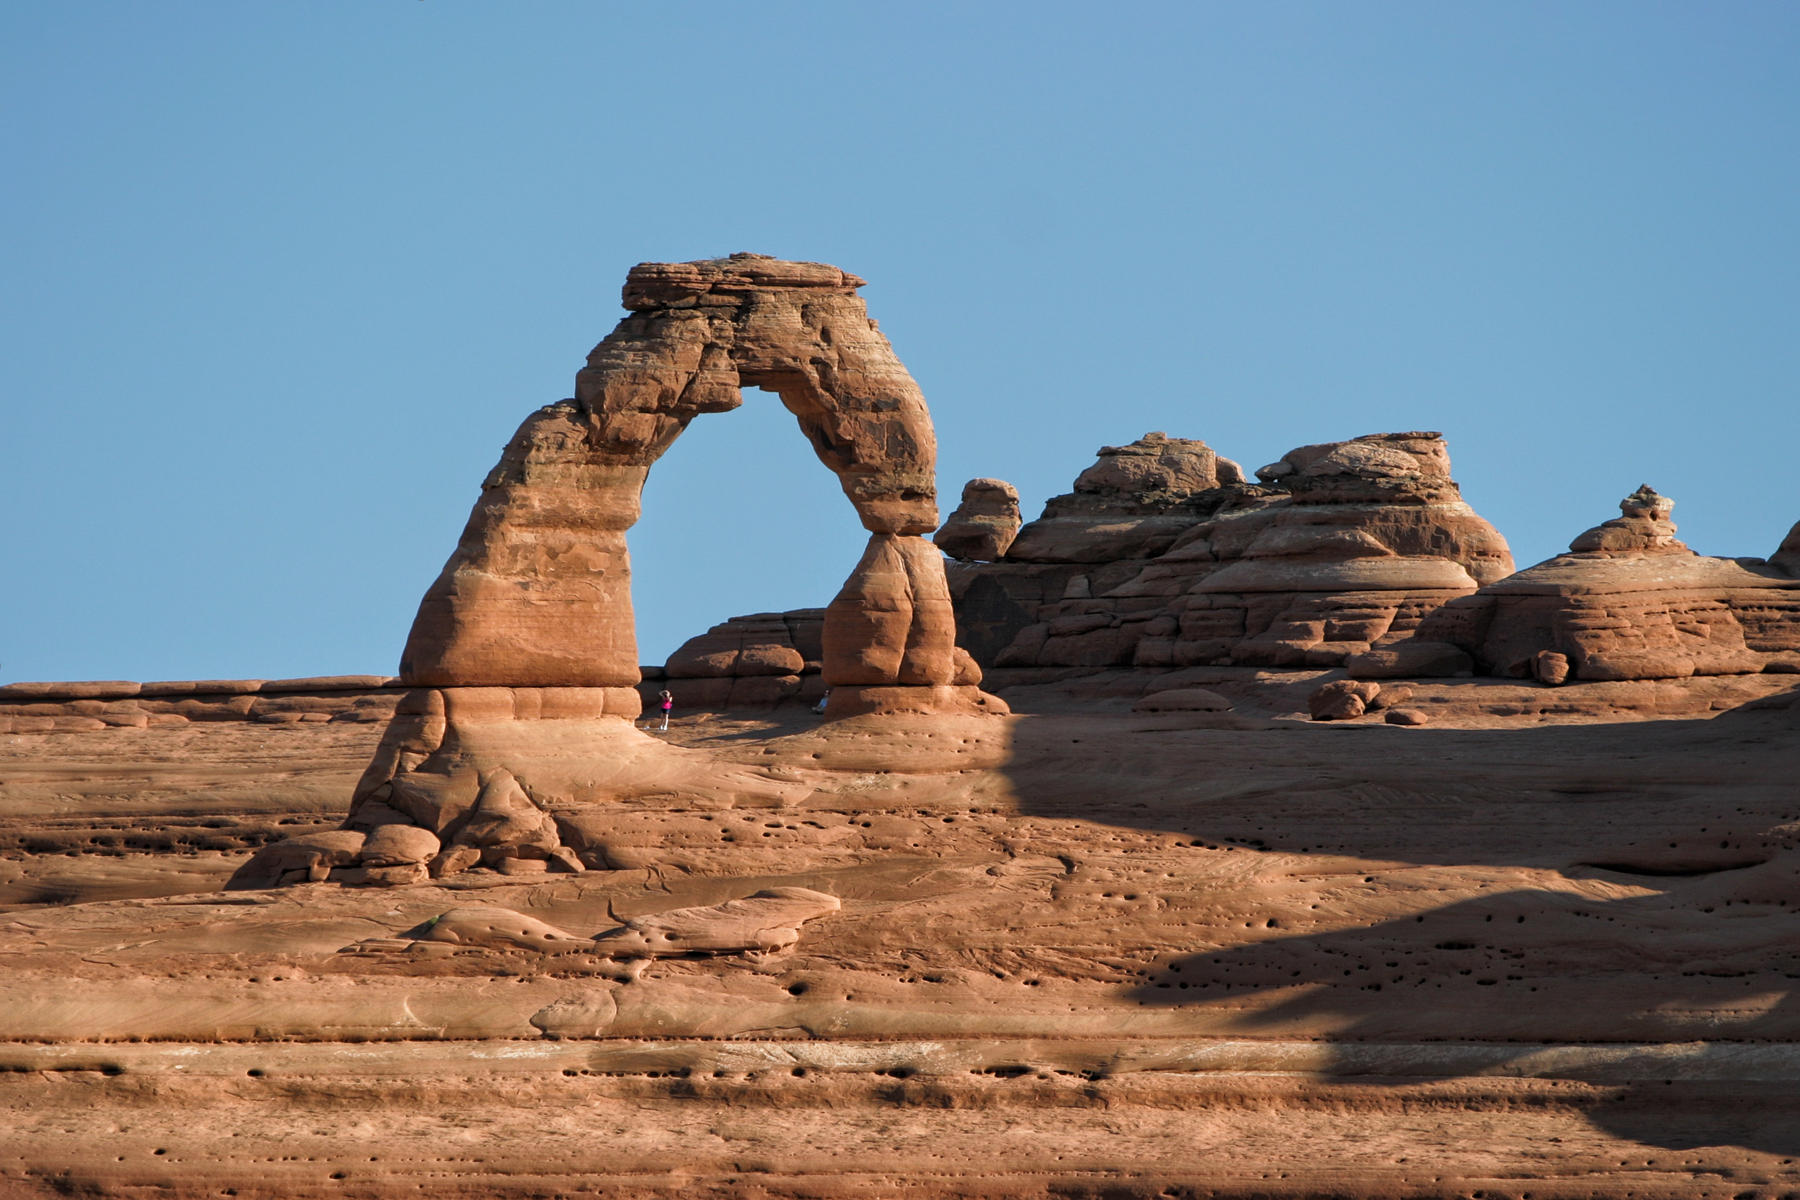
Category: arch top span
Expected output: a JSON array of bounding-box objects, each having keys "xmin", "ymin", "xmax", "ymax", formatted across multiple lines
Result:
[
  {"xmin": 576, "ymin": 253, "xmax": 939, "ymax": 538},
  {"xmin": 400, "ymin": 254, "xmax": 996, "ymax": 718}
]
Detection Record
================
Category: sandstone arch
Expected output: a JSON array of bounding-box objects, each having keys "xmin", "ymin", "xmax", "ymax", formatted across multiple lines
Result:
[
  {"xmin": 399, "ymin": 253, "xmax": 992, "ymax": 717},
  {"xmin": 231, "ymin": 256, "xmax": 1003, "ymax": 888}
]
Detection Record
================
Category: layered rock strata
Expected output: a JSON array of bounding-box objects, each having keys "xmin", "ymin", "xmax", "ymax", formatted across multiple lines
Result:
[
  {"xmin": 1354, "ymin": 486, "xmax": 1800, "ymax": 682},
  {"xmin": 651, "ymin": 609, "xmax": 827, "ymax": 711},
  {"xmin": 952, "ymin": 431, "xmax": 1514, "ymax": 672},
  {"xmin": 0, "ymin": 676, "xmax": 402, "ymax": 733}
]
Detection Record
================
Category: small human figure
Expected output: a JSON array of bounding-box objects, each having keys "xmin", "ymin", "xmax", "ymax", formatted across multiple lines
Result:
[
  {"xmin": 657, "ymin": 689, "xmax": 673, "ymax": 732},
  {"xmin": 811, "ymin": 689, "xmax": 830, "ymax": 716}
]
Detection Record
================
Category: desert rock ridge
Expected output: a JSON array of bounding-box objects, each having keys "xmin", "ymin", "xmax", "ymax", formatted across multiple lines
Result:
[{"xmin": 5, "ymin": 256, "xmax": 1800, "ymax": 1197}]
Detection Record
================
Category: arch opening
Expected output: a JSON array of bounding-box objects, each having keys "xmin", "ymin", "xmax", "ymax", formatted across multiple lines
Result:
[{"xmin": 631, "ymin": 386, "xmax": 876, "ymax": 667}]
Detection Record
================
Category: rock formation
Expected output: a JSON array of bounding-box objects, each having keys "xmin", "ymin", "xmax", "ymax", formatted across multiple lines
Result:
[
  {"xmin": 952, "ymin": 431, "xmax": 1513, "ymax": 672},
  {"xmin": 1353, "ymin": 486, "xmax": 1800, "ymax": 682},
  {"xmin": 1772, "ymin": 519, "xmax": 1800, "ymax": 577},
  {"xmin": 651, "ymin": 609, "xmax": 827, "ymax": 711},
  {"xmin": 401, "ymin": 253, "xmax": 961, "ymax": 707},
  {"xmin": 241, "ymin": 255, "xmax": 1005, "ymax": 888},
  {"xmin": 933, "ymin": 477, "xmax": 1022, "ymax": 562},
  {"xmin": 1005, "ymin": 432, "xmax": 1245, "ymax": 564}
]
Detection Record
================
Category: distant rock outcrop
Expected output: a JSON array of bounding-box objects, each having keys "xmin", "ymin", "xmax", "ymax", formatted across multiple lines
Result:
[
  {"xmin": 1353, "ymin": 487, "xmax": 1800, "ymax": 683},
  {"xmin": 1004, "ymin": 433, "xmax": 1245, "ymax": 565},
  {"xmin": 652, "ymin": 609, "xmax": 826, "ymax": 711},
  {"xmin": 952, "ymin": 431, "xmax": 1513, "ymax": 671}
]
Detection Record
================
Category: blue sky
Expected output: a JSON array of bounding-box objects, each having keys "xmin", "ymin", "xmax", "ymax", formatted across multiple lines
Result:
[{"xmin": 4, "ymin": 2, "xmax": 1797, "ymax": 683}]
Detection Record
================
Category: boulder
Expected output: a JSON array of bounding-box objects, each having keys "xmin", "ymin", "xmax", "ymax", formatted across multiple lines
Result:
[
  {"xmin": 227, "ymin": 830, "xmax": 367, "ymax": 890},
  {"xmin": 359, "ymin": 824, "xmax": 441, "ymax": 868},
  {"xmin": 1132, "ymin": 687, "xmax": 1233, "ymax": 713},
  {"xmin": 934, "ymin": 478, "xmax": 1022, "ymax": 562},
  {"xmin": 1309, "ymin": 679, "xmax": 1382, "ymax": 721}
]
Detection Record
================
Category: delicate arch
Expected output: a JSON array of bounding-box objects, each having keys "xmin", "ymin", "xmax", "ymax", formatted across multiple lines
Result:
[{"xmin": 397, "ymin": 254, "xmax": 978, "ymax": 716}]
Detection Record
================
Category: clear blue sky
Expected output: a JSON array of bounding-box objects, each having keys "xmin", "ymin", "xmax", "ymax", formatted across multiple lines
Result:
[{"xmin": 4, "ymin": 2, "xmax": 1797, "ymax": 683}]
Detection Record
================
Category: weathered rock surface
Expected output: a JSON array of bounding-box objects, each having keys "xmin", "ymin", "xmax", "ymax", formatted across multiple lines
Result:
[
  {"xmin": 399, "ymin": 253, "xmax": 951, "ymax": 696},
  {"xmin": 8, "ymin": 680, "xmax": 1800, "ymax": 1195},
  {"xmin": 291, "ymin": 257, "xmax": 1008, "ymax": 879},
  {"xmin": 1356, "ymin": 487, "xmax": 1800, "ymax": 682},
  {"xmin": 368, "ymin": 889, "xmax": 839, "ymax": 959},
  {"xmin": 591, "ymin": 886, "xmax": 840, "ymax": 958},
  {"xmin": 1772, "ymin": 519, "xmax": 1800, "ymax": 577},
  {"xmin": 654, "ymin": 609, "xmax": 826, "ymax": 711},
  {"xmin": 1308, "ymin": 678, "xmax": 1381, "ymax": 720},
  {"xmin": 933, "ymin": 477, "xmax": 1022, "ymax": 562},
  {"xmin": 953, "ymin": 431, "xmax": 1513, "ymax": 674},
  {"xmin": 0, "ymin": 677, "xmax": 404, "ymax": 734},
  {"xmin": 1003, "ymin": 432, "xmax": 1246, "ymax": 565}
]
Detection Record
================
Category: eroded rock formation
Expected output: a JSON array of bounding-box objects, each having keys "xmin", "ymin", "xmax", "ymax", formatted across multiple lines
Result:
[
  {"xmin": 651, "ymin": 609, "xmax": 826, "ymax": 712},
  {"xmin": 401, "ymin": 253, "xmax": 952, "ymax": 697},
  {"xmin": 953, "ymin": 431, "xmax": 1513, "ymax": 671},
  {"xmin": 244, "ymin": 255, "xmax": 1005, "ymax": 888},
  {"xmin": 1354, "ymin": 486, "xmax": 1800, "ymax": 682}
]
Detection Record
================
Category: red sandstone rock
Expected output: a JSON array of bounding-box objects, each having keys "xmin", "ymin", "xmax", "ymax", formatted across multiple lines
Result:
[
  {"xmin": 667, "ymin": 613, "xmax": 809, "ymax": 679},
  {"xmin": 1005, "ymin": 433, "xmax": 1246, "ymax": 564},
  {"xmin": 961, "ymin": 431, "xmax": 1511, "ymax": 674},
  {"xmin": 228, "ymin": 830, "xmax": 366, "ymax": 889},
  {"xmin": 1346, "ymin": 640, "xmax": 1474, "ymax": 679},
  {"xmin": 592, "ymin": 887, "xmax": 841, "ymax": 958},
  {"xmin": 1772, "ymin": 520, "xmax": 1800, "ymax": 577},
  {"xmin": 934, "ymin": 478, "xmax": 1022, "ymax": 562},
  {"xmin": 1309, "ymin": 679, "xmax": 1381, "ymax": 720},
  {"xmin": 1366, "ymin": 684, "xmax": 1413, "ymax": 711},
  {"xmin": 824, "ymin": 534, "xmax": 959, "ymax": 688},
  {"xmin": 358, "ymin": 824, "xmax": 441, "ymax": 868},
  {"xmin": 401, "ymin": 254, "xmax": 947, "ymax": 692},
  {"xmin": 1381, "ymin": 487, "xmax": 1800, "ymax": 682},
  {"xmin": 1568, "ymin": 485, "xmax": 1684, "ymax": 554}
]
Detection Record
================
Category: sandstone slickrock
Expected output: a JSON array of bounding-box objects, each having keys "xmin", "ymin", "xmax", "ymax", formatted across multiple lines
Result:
[
  {"xmin": 953, "ymin": 431, "xmax": 1513, "ymax": 674},
  {"xmin": 933, "ymin": 477, "xmax": 1023, "ymax": 562},
  {"xmin": 1355, "ymin": 486, "xmax": 1800, "ymax": 683},
  {"xmin": 358, "ymin": 888, "xmax": 840, "ymax": 959},
  {"xmin": 592, "ymin": 886, "xmax": 840, "ymax": 958}
]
